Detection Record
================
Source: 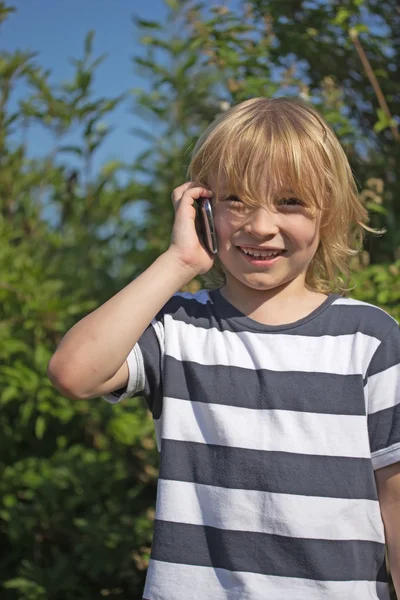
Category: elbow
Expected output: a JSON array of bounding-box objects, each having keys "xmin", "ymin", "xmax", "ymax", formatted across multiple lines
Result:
[{"xmin": 47, "ymin": 355, "xmax": 87, "ymax": 400}]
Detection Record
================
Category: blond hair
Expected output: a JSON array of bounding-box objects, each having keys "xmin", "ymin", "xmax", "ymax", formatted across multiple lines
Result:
[{"xmin": 187, "ymin": 97, "xmax": 375, "ymax": 294}]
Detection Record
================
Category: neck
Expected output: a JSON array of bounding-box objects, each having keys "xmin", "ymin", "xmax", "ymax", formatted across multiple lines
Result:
[{"xmin": 220, "ymin": 276, "xmax": 328, "ymax": 326}]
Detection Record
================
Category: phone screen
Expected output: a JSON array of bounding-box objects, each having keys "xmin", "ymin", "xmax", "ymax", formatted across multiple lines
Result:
[{"xmin": 196, "ymin": 198, "xmax": 218, "ymax": 254}]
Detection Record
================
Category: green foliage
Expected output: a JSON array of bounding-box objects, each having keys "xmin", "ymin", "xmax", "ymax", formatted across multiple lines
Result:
[
  {"xmin": 352, "ymin": 260, "xmax": 400, "ymax": 320},
  {"xmin": 0, "ymin": 0, "xmax": 399, "ymax": 599},
  {"xmin": 0, "ymin": 15, "xmax": 157, "ymax": 599}
]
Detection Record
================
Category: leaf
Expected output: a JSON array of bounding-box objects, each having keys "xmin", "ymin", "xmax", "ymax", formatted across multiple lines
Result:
[
  {"xmin": 101, "ymin": 160, "xmax": 123, "ymax": 178},
  {"xmin": 3, "ymin": 494, "xmax": 17, "ymax": 508},
  {"xmin": 181, "ymin": 54, "xmax": 197, "ymax": 72},
  {"xmin": 77, "ymin": 70, "xmax": 92, "ymax": 92},
  {"xmin": 91, "ymin": 53, "xmax": 107, "ymax": 70},
  {"xmin": 84, "ymin": 116, "xmax": 98, "ymax": 137},
  {"xmin": 334, "ymin": 8, "xmax": 351, "ymax": 26},
  {"xmin": 366, "ymin": 201, "xmax": 388, "ymax": 215},
  {"xmin": 58, "ymin": 145, "xmax": 83, "ymax": 156},
  {"xmin": 374, "ymin": 108, "xmax": 393, "ymax": 133},
  {"xmin": 20, "ymin": 402, "xmax": 35, "ymax": 425},
  {"xmin": 35, "ymin": 416, "xmax": 46, "ymax": 440},
  {"xmin": 351, "ymin": 23, "xmax": 369, "ymax": 34},
  {"xmin": 1, "ymin": 387, "xmax": 19, "ymax": 404},
  {"xmin": 135, "ymin": 18, "xmax": 162, "ymax": 29},
  {"xmin": 3, "ymin": 578, "xmax": 46, "ymax": 597},
  {"xmin": 140, "ymin": 36, "xmax": 155, "ymax": 46},
  {"xmin": 34, "ymin": 344, "xmax": 50, "ymax": 371},
  {"xmin": 165, "ymin": 0, "xmax": 180, "ymax": 9},
  {"xmin": 84, "ymin": 30, "xmax": 95, "ymax": 57},
  {"xmin": 106, "ymin": 413, "xmax": 144, "ymax": 445},
  {"xmin": 0, "ymin": 5, "xmax": 16, "ymax": 25}
]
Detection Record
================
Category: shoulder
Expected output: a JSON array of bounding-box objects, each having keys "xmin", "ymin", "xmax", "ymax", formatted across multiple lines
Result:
[
  {"xmin": 157, "ymin": 289, "xmax": 215, "ymax": 324},
  {"xmin": 163, "ymin": 289, "xmax": 213, "ymax": 312},
  {"xmin": 330, "ymin": 295, "xmax": 398, "ymax": 341}
]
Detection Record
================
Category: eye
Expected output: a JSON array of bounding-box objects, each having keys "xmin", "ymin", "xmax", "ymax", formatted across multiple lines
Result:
[
  {"xmin": 278, "ymin": 197, "xmax": 304, "ymax": 207},
  {"xmin": 223, "ymin": 195, "xmax": 243, "ymax": 203}
]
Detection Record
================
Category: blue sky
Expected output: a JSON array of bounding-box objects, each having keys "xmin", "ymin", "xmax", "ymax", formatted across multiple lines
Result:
[
  {"xmin": 2, "ymin": 1, "xmax": 391, "ymax": 176},
  {"xmin": 1, "ymin": 0, "xmax": 170, "ymax": 170}
]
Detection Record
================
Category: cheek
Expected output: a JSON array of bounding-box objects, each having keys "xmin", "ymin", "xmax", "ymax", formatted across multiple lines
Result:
[
  {"xmin": 214, "ymin": 211, "xmax": 238, "ymax": 241},
  {"xmin": 307, "ymin": 221, "xmax": 321, "ymax": 249},
  {"xmin": 285, "ymin": 217, "xmax": 320, "ymax": 248}
]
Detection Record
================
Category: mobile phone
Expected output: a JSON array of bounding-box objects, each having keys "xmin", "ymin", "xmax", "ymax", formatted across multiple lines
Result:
[{"xmin": 196, "ymin": 197, "xmax": 218, "ymax": 254}]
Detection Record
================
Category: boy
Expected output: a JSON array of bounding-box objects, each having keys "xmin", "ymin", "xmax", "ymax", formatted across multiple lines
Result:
[{"xmin": 48, "ymin": 97, "xmax": 400, "ymax": 600}]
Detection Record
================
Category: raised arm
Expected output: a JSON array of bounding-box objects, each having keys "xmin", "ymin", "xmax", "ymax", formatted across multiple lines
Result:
[{"xmin": 47, "ymin": 183, "xmax": 214, "ymax": 399}]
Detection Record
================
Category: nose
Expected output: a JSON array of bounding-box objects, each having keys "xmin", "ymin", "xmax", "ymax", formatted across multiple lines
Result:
[{"xmin": 242, "ymin": 206, "xmax": 280, "ymax": 239}]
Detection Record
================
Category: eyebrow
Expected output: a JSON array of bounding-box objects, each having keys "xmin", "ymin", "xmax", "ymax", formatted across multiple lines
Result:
[
  {"xmin": 215, "ymin": 186, "xmax": 302, "ymax": 200},
  {"xmin": 277, "ymin": 189, "xmax": 297, "ymax": 196}
]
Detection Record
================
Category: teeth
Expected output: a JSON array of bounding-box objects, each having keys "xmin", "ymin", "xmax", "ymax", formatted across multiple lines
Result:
[{"xmin": 241, "ymin": 248, "xmax": 281, "ymax": 258}]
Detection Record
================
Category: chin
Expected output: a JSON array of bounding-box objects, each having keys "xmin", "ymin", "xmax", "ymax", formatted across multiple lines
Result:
[
  {"xmin": 240, "ymin": 270, "xmax": 300, "ymax": 292},
  {"xmin": 241, "ymin": 276, "xmax": 282, "ymax": 291}
]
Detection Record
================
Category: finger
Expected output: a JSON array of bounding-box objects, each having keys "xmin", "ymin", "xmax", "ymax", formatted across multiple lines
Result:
[
  {"xmin": 178, "ymin": 186, "xmax": 213, "ymax": 212},
  {"xmin": 171, "ymin": 181, "xmax": 194, "ymax": 205}
]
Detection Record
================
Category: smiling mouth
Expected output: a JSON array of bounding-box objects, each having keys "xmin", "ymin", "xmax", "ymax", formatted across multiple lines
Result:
[{"xmin": 238, "ymin": 247, "xmax": 286, "ymax": 259}]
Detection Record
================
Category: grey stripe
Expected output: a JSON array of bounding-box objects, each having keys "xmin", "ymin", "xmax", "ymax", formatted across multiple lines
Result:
[
  {"xmin": 163, "ymin": 356, "xmax": 366, "ymax": 415},
  {"xmin": 157, "ymin": 290, "xmax": 393, "ymax": 339},
  {"xmin": 151, "ymin": 520, "xmax": 387, "ymax": 582},
  {"xmin": 367, "ymin": 325, "xmax": 400, "ymax": 376},
  {"xmin": 138, "ymin": 325, "xmax": 163, "ymax": 418},
  {"xmin": 160, "ymin": 440, "xmax": 378, "ymax": 500},
  {"xmin": 368, "ymin": 402, "xmax": 400, "ymax": 453}
]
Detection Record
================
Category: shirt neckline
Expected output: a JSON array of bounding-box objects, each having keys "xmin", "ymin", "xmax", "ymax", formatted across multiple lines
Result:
[{"xmin": 209, "ymin": 288, "xmax": 340, "ymax": 332}]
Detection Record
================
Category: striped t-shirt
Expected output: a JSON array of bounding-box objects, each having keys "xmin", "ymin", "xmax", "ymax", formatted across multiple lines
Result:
[{"xmin": 104, "ymin": 289, "xmax": 400, "ymax": 600}]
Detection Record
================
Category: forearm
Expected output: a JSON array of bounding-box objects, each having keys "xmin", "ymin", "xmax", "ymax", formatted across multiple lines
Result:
[
  {"xmin": 47, "ymin": 250, "xmax": 195, "ymax": 397},
  {"xmin": 391, "ymin": 564, "xmax": 400, "ymax": 600},
  {"xmin": 387, "ymin": 536, "xmax": 400, "ymax": 598},
  {"xmin": 383, "ymin": 505, "xmax": 400, "ymax": 597}
]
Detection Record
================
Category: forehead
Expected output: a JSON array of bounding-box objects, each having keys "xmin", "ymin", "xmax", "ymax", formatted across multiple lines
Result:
[
  {"xmin": 208, "ymin": 171, "xmax": 307, "ymax": 201},
  {"xmin": 198, "ymin": 126, "xmax": 327, "ymax": 209}
]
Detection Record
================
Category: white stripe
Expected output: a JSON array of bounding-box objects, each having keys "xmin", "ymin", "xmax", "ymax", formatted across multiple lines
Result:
[
  {"xmin": 333, "ymin": 297, "xmax": 375, "ymax": 307},
  {"xmin": 150, "ymin": 290, "xmax": 211, "ymax": 356},
  {"xmin": 156, "ymin": 479, "xmax": 385, "ymax": 543},
  {"xmin": 176, "ymin": 290, "xmax": 211, "ymax": 304},
  {"xmin": 103, "ymin": 345, "xmax": 143, "ymax": 403},
  {"xmin": 368, "ymin": 363, "xmax": 400, "ymax": 413},
  {"xmin": 164, "ymin": 317, "xmax": 380, "ymax": 376},
  {"xmin": 144, "ymin": 560, "xmax": 390, "ymax": 600},
  {"xmin": 151, "ymin": 318, "xmax": 165, "ymax": 353},
  {"xmin": 162, "ymin": 397, "xmax": 371, "ymax": 458},
  {"xmin": 334, "ymin": 297, "xmax": 398, "ymax": 322},
  {"xmin": 372, "ymin": 442, "xmax": 400, "ymax": 471}
]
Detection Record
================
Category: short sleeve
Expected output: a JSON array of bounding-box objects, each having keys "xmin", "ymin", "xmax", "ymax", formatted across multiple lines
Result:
[
  {"xmin": 366, "ymin": 323, "xmax": 400, "ymax": 470},
  {"xmin": 102, "ymin": 317, "xmax": 164, "ymax": 419},
  {"xmin": 103, "ymin": 343, "xmax": 146, "ymax": 403}
]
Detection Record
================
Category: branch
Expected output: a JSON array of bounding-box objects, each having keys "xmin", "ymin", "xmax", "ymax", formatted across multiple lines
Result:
[{"xmin": 350, "ymin": 29, "xmax": 399, "ymax": 142}]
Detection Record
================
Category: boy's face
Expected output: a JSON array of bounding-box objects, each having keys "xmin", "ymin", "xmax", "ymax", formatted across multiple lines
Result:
[{"xmin": 212, "ymin": 184, "xmax": 321, "ymax": 299}]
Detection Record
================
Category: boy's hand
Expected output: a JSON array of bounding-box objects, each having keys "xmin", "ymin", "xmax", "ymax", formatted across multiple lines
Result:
[{"xmin": 168, "ymin": 182, "xmax": 215, "ymax": 276}]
